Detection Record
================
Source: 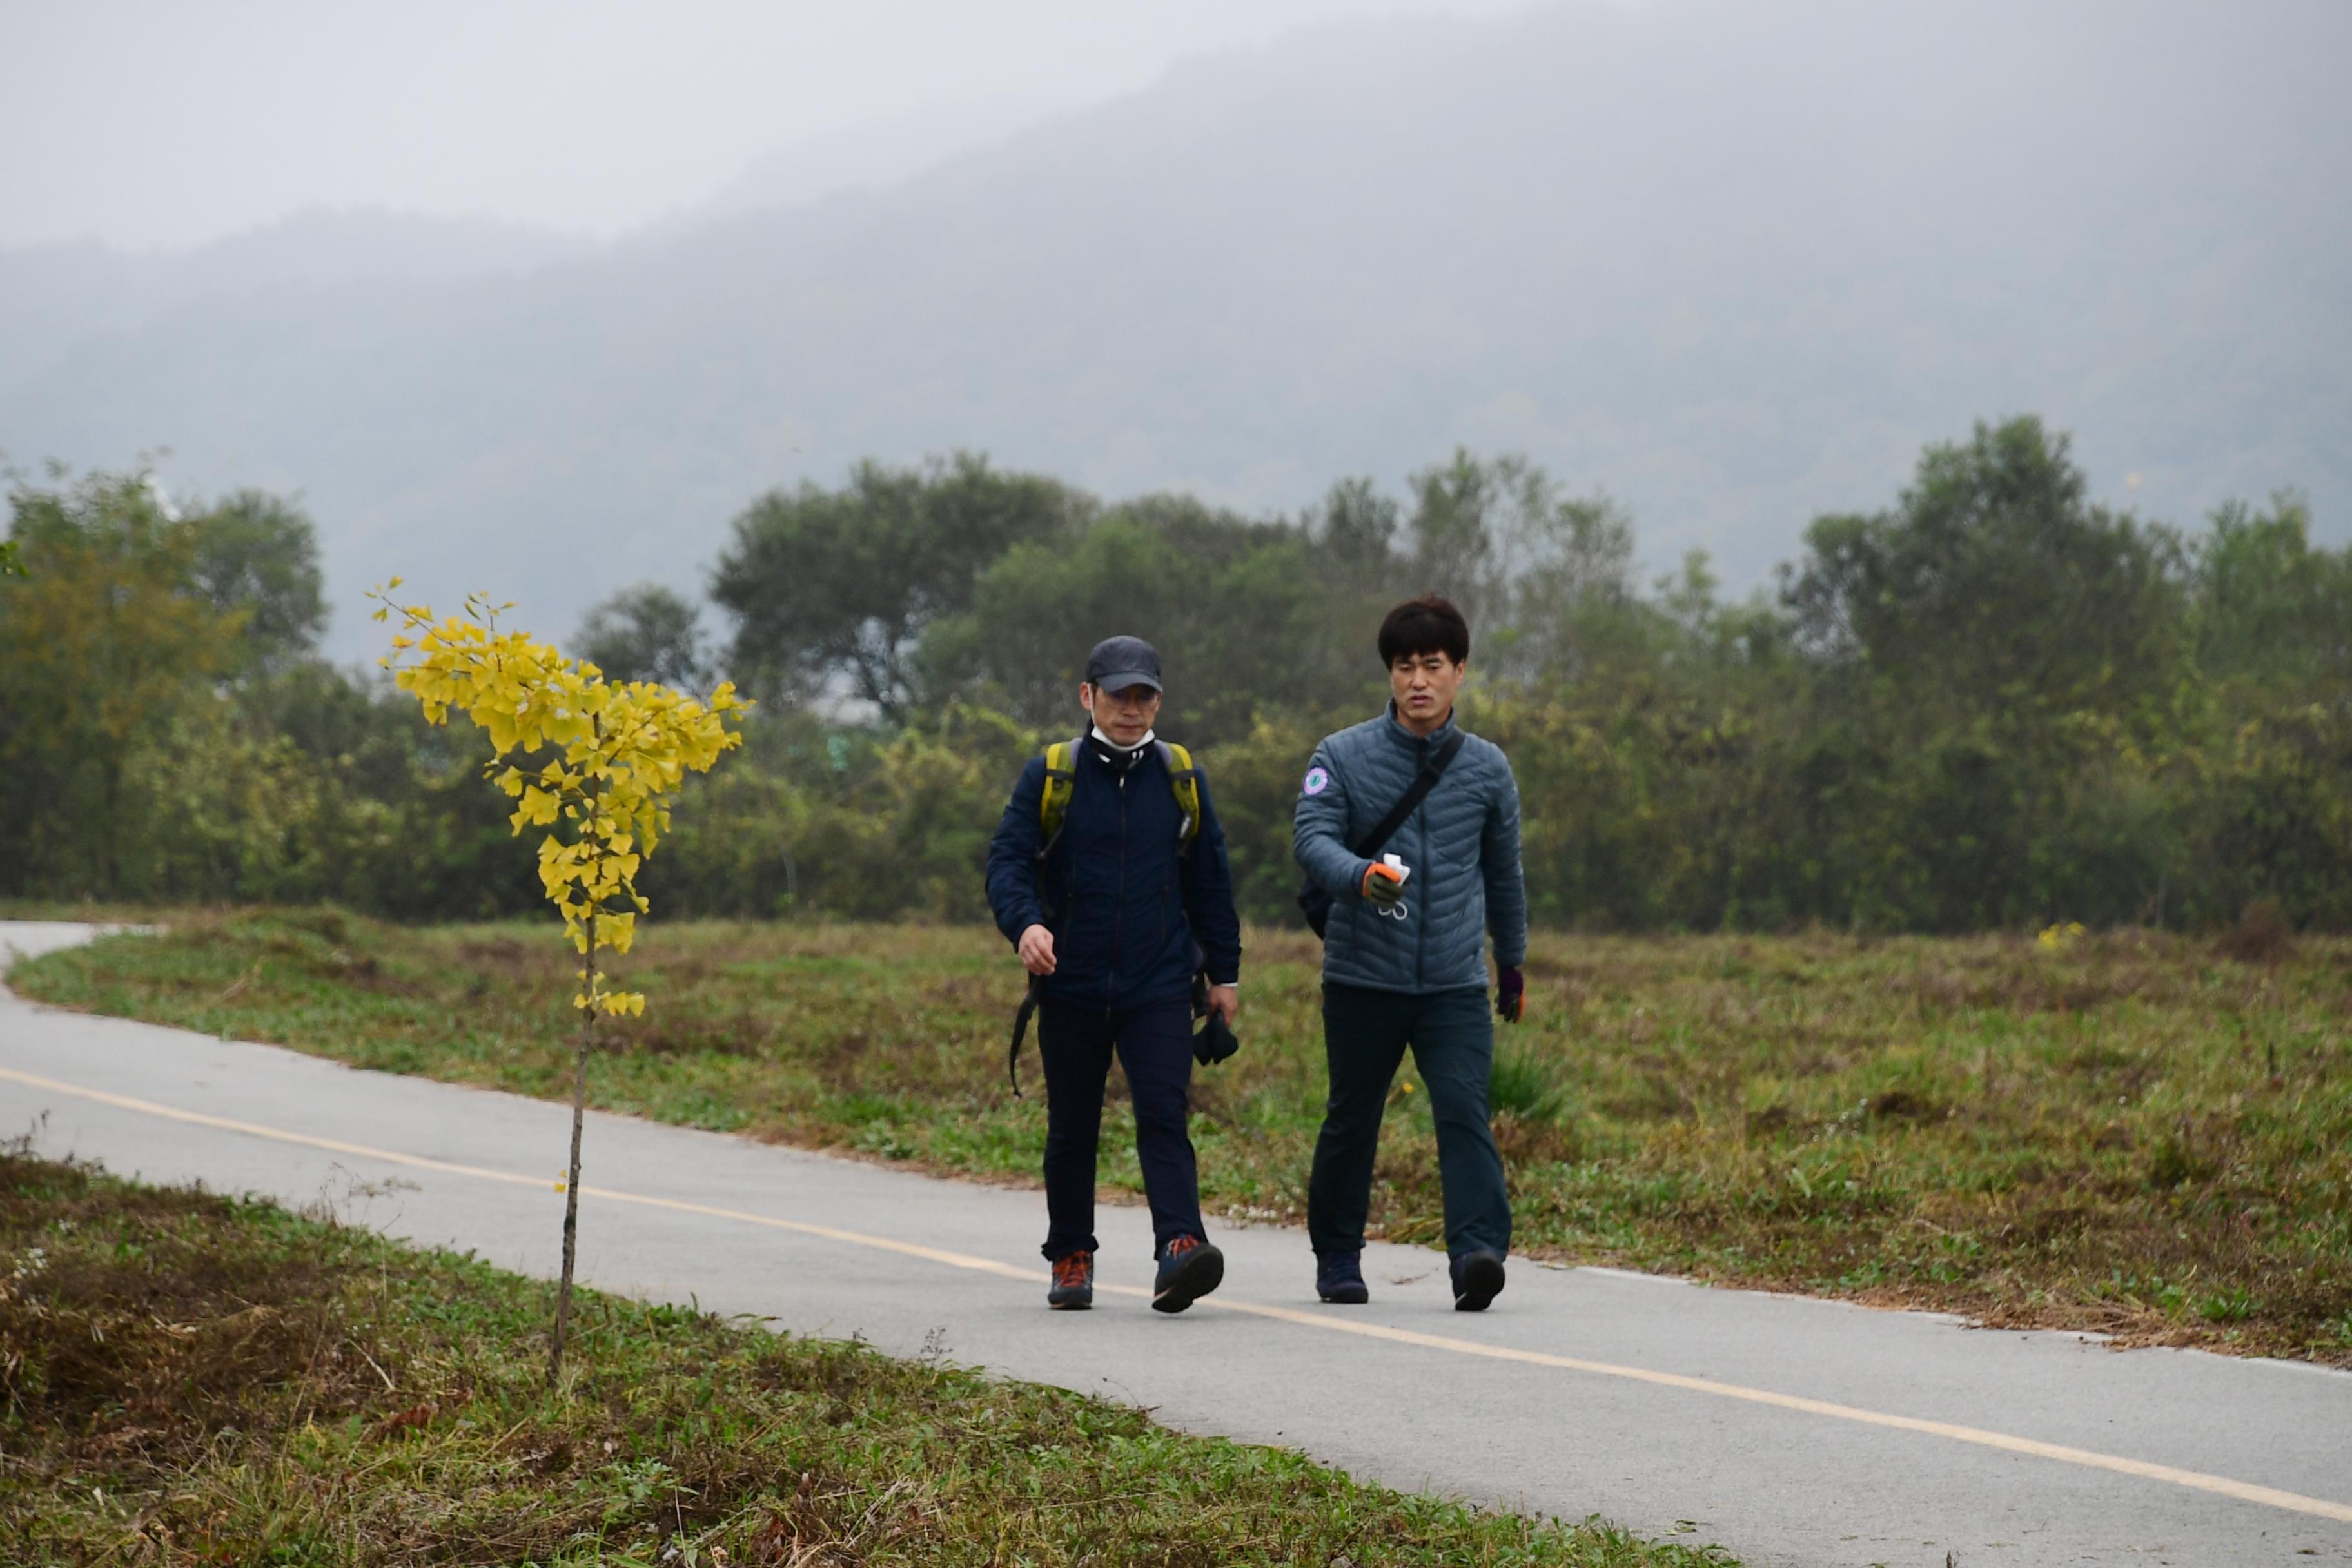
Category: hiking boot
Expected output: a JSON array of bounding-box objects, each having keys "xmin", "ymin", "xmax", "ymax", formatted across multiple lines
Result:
[
  {"xmin": 1451, "ymin": 1249, "xmax": 1506, "ymax": 1312},
  {"xmin": 1152, "ymin": 1235, "xmax": 1224, "ymax": 1314},
  {"xmin": 1316, "ymin": 1251, "xmax": 1369, "ymax": 1304},
  {"xmin": 1048, "ymin": 1250, "xmax": 1094, "ymax": 1310}
]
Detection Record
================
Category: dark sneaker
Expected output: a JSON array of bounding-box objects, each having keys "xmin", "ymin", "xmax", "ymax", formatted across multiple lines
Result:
[
  {"xmin": 1316, "ymin": 1251, "xmax": 1369, "ymax": 1304},
  {"xmin": 1152, "ymin": 1235, "xmax": 1225, "ymax": 1314},
  {"xmin": 1048, "ymin": 1250, "xmax": 1094, "ymax": 1310},
  {"xmin": 1451, "ymin": 1249, "xmax": 1506, "ymax": 1312}
]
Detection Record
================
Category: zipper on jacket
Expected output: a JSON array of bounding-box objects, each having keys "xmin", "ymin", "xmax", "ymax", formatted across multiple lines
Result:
[
  {"xmin": 1161, "ymin": 749, "xmax": 1179, "ymax": 974},
  {"xmin": 1107, "ymin": 765, "xmax": 1129, "ymax": 1019},
  {"xmin": 1414, "ymin": 734, "xmax": 1429, "ymax": 990}
]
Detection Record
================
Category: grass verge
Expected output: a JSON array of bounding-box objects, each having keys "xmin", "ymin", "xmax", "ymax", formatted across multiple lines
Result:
[
  {"xmin": 14, "ymin": 908, "xmax": 2352, "ymax": 1364},
  {"xmin": 0, "ymin": 1146, "xmax": 1722, "ymax": 1566}
]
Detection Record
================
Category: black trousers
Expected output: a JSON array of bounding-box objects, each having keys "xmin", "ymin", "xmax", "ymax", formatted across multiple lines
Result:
[
  {"xmin": 1037, "ymin": 996, "xmax": 1205, "ymax": 1262},
  {"xmin": 1308, "ymin": 981, "xmax": 1512, "ymax": 1260}
]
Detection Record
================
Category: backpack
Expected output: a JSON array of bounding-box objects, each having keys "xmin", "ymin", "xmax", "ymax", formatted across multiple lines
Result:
[{"xmin": 1037, "ymin": 736, "xmax": 1201, "ymax": 865}]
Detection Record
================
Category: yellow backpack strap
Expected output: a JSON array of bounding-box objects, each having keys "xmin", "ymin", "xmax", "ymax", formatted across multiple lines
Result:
[
  {"xmin": 1037, "ymin": 740, "xmax": 1080, "ymax": 859},
  {"xmin": 1159, "ymin": 741, "xmax": 1202, "ymax": 854}
]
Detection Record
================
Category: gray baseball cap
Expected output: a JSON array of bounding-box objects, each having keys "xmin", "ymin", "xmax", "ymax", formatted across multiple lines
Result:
[{"xmin": 1084, "ymin": 634, "xmax": 1162, "ymax": 694}]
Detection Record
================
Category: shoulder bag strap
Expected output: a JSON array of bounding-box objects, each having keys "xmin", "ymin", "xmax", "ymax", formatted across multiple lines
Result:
[
  {"xmin": 1156, "ymin": 740, "xmax": 1202, "ymax": 852},
  {"xmin": 1349, "ymin": 729, "xmax": 1467, "ymax": 859},
  {"xmin": 1036, "ymin": 737, "xmax": 1084, "ymax": 861}
]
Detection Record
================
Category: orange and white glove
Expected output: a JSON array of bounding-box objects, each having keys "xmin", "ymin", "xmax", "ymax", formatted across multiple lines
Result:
[{"xmin": 1360, "ymin": 861, "xmax": 1407, "ymax": 908}]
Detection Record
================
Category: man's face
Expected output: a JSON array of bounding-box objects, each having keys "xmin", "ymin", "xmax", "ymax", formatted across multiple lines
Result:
[
  {"xmin": 1081, "ymin": 681, "xmax": 1161, "ymax": 745},
  {"xmin": 1389, "ymin": 650, "xmax": 1464, "ymax": 727}
]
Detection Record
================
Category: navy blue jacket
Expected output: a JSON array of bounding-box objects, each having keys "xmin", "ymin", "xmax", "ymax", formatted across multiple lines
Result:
[{"xmin": 986, "ymin": 737, "xmax": 1243, "ymax": 1010}]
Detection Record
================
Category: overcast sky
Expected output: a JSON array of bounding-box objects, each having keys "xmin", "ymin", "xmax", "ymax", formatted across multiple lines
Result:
[{"xmin": 1, "ymin": 0, "xmax": 1540, "ymax": 251}]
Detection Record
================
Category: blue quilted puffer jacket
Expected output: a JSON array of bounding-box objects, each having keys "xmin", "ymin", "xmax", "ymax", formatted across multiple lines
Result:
[{"xmin": 1293, "ymin": 705, "xmax": 1527, "ymax": 994}]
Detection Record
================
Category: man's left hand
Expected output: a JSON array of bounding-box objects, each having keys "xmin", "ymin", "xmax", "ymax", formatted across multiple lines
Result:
[
  {"xmin": 1208, "ymin": 984, "xmax": 1240, "ymax": 1026},
  {"xmin": 1495, "ymin": 966, "xmax": 1525, "ymax": 1023}
]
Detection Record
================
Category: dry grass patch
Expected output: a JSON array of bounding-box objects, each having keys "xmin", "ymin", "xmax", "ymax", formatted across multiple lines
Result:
[{"xmin": 0, "ymin": 1149, "xmax": 1723, "ymax": 1566}]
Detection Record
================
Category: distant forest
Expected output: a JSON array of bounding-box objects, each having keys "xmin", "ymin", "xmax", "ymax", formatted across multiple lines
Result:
[{"xmin": 5, "ymin": 415, "xmax": 2347, "ymax": 932}]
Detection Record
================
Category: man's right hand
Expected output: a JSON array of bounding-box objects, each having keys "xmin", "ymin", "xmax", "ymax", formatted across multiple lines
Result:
[
  {"xmin": 1017, "ymin": 924, "xmax": 1058, "ymax": 976},
  {"xmin": 1360, "ymin": 861, "xmax": 1407, "ymax": 908}
]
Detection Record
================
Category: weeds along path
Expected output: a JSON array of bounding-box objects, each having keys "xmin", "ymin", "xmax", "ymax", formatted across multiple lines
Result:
[
  {"xmin": 5, "ymin": 921, "xmax": 2350, "ymax": 1567},
  {"xmin": 17, "ymin": 908, "xmax": 2352, "ymax": 1364},
  {"xmin": 3, "ymin": 1151, "xmax": 1720, "ymax": 1565}
]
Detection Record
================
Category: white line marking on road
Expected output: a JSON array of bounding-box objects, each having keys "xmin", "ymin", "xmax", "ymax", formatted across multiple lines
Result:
[{"xmin": 6, "ymin": 1062, "xmax": 2349, "ymax": 1527}]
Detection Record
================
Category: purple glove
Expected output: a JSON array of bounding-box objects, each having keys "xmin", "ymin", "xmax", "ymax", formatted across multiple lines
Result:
[{"xmin": 1495, "ymin": 965, "xmax": 1524, "ymax": 1023}]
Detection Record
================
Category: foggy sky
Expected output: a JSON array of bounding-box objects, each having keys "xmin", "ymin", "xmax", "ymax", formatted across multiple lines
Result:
[
  {"xmin": 5, "ymin": 0, "xmax": 2342, "ymax": 663},
  {"xmin": 0, "ymin": 0, "xmax": 1533, "ymax": 250}
]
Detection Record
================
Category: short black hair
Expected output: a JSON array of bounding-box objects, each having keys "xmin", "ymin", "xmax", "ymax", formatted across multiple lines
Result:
[{"xmin": 1377, "ymin": 594, "xmax": 1470, "ymax": 666}]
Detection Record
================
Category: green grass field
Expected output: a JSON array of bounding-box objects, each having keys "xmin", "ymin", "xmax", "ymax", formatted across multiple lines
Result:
[
  {"xmin": 0, "ymin": 1148, "xmax": 1718, "ymax": 1566},
  {"xmin": 15, "ymin": 909, "xmax": 2352, "ymax": 1365}
]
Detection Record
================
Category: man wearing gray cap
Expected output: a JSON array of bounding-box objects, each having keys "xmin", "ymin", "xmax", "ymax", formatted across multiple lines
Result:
[{"xmin": 986, "ymin": 635, "xmax": 1244, "ymax": 1314}]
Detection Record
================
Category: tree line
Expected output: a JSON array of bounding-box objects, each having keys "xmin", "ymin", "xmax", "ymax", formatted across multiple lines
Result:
[{"xmin": 4, "ymin": 416, "xmax": 2346, "ymax": 931}]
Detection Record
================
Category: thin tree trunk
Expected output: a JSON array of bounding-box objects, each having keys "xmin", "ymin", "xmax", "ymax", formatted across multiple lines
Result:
[{"xmin": 548, "ymin": 904, "xmax": 596, "ymax": 1389}]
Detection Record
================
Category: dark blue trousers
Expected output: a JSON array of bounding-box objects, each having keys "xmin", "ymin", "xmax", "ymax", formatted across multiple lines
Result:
[
  {"xmin": 1309, "ymin": 981, "xmax": 1512, "ymax": 1260},
  {"xmin": 1037, "ymin": 997, "xmax": 1205, "ymax": 1262}
]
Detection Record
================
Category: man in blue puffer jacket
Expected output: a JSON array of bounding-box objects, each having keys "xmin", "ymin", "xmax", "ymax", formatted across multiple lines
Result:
[
  {"xmin": 1294, "ymin": 594, "xmax": 1527, "ymax": 1311},
  {"xmin": 986, "ymin": 635, "xmax": 1243, "ymax": 1316}
]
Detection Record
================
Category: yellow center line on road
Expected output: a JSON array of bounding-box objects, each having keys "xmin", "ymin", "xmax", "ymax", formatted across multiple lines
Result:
[
  {"xmin": 8, "ymin": 1061, "xmax": 2351, "ymax": 1527},
  {"xmin": 0, "ymin": 1066, "xmax": 1041, "ymax": 1284}
]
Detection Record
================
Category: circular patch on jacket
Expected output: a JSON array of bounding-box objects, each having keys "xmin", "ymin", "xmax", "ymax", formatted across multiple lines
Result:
[{"xmin": 1302, "ymin": 765, "xmax": 1330, "ymax": 796}]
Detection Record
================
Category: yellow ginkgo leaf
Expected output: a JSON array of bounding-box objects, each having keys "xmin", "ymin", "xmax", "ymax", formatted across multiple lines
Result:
[{"xmin": 368, "ymin": 581, "xmax": 747, "ymax": 1018}]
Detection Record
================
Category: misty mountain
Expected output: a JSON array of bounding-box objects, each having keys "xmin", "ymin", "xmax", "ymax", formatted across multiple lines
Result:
[
  {"xmin": 693, "ymin": 95, "xmax": 1079, "ymax": 222},
  {"xmin": 0, "ymin": 208, "xmax": 591, "ymax": 389},
  {"xmin": 2, "ymin": 0, "xmax": 2344, "ymax": 660}
]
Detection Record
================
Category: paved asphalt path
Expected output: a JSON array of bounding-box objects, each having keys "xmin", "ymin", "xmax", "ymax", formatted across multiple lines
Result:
[{"xmin": 3, "ymin": 923, "xmax": 2348, "ymax": 1567}]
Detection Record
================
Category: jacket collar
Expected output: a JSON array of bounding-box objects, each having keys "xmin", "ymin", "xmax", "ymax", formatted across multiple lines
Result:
[
  {"xmin": 1084, "ymin": 727, "xmax": 1156, "ymax": 772},
  {"xmin": 1382, "ymin": 700, "xmax": 1458, "ymax": 752}
]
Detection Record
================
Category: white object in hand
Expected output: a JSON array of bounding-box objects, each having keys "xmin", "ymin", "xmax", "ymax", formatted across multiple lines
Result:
[{"xmin": 1382, "ymin": 853, "xmax": 1411, "ymax": 885}]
